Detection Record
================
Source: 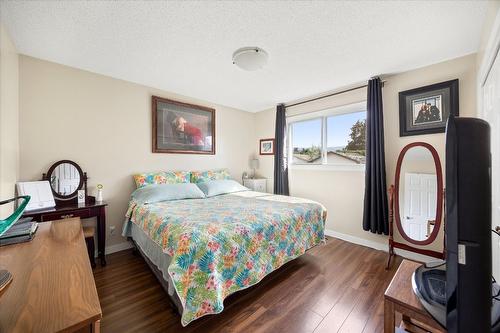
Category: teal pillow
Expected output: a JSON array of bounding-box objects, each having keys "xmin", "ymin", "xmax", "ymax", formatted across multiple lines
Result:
[
  {"xmin": 132, "ymin": 183, "xmax": 205, "ymax": 204},
  {"xmin": 196, "ymin": 180, "xmax": 249, "ymax": 197}
]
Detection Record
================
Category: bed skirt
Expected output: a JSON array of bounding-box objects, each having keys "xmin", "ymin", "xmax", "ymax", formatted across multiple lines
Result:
[{"xmin": 130, "ymin": 238, "xmax": 184, "ymax": 315}]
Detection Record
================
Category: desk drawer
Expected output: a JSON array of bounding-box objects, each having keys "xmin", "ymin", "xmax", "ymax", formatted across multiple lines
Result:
[{"xmin": 41, "ymin": 209, "xmax": 90, "ymax": 222}]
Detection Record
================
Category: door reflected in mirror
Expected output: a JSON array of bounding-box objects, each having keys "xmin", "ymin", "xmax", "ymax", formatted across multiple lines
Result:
[
  {"xmin": 49, "ymin": 163, "xmax": 81, "ymax": 196},
  {"xmin": 398, "ymin": 146, "xmax": 437, "ymax": 241}
]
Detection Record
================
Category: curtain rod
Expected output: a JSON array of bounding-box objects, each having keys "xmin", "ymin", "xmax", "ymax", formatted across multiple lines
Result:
[{"xmin": 284, "ymin": 80, "xmax": 385, "ymax": 109}]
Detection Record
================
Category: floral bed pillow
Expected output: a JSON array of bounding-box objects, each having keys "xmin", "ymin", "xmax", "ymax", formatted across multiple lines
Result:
[
  {"xmin": 190, "ymin": 168, "xmax": 231, "ymax": 183},
  {"xmin": 133, "ymin": 171, "xmax": 191, "ymax": 189}
]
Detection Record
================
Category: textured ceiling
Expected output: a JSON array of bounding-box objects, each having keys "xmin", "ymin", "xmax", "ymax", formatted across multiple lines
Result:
[{"xmin": 0, "ymin": 1, "xmax": 488, "ymax": 112}]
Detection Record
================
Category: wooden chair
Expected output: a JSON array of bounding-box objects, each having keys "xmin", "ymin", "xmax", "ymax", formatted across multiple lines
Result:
[{"xmin": 83, "ymin": 226, "xmax": 96, "ymax": 268}]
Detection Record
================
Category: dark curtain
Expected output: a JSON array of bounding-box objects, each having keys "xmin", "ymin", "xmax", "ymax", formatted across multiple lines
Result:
[
  {"xmin": 273, "ymin": 104, "xmax": 289, "ymax": 195},
  {"xmin": 363, "ymin": 77, "xmax": 389, "ymax": 234}
]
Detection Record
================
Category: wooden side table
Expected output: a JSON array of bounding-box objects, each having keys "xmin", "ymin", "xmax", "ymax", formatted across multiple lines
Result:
[
  {"xmin": 0, "ymin": 218, "xmax": 102, "ymax": 332},
  {"xmin": 23, "ymin": 201, "xmax": 107, "ymax": 266},
  {"xmin": 384, "ymin": 259, "xmax": 445, "ymax": 333}
]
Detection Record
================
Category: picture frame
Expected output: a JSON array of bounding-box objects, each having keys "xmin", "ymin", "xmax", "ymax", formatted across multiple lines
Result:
[
  {"xmin": 398, "ymin": 79, "xmax": 459, "ymax": 137},
  {"xmin": 259, "ymin": 138, "xmax": 275, "ymax": 155},
  {"xmin": 77, "ymin": 190, "xmax": 85, "ymax": 204},
  {"xmin": 152, "ymin": 96, "xmax": 215, "ymax": 154}
]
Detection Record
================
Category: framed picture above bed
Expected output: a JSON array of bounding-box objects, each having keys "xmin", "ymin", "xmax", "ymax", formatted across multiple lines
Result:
[
  {"xmin": 152, "ymin": 96, "xmax": 215, "ymax": 154},
  {"xmin": 398, "ymin": 79, "xmax": 459, "ymax": 137}
]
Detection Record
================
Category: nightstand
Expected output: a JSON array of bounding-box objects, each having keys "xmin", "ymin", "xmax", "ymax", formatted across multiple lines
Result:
[{"xmin": 243, "ymin": 178, "xmax": 267, "ymax": 192}]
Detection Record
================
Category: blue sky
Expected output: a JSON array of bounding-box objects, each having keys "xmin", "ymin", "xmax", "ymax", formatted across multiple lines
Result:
[{"xmin": 292, "ymin": 111, "xmax": 366, "ymax": 148}]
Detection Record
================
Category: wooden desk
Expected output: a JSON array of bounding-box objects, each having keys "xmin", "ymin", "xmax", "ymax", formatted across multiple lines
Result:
[
  {"xmin": 0, "ymin": 218, "xmax": 102, "ymax": 332},
  {"xmin": 23, "ymin": 202, "xmax": 107, "ymax": 266},
  {"xmin": 384, "ymin": 259, "xmax": 445, "ymax": 333}
]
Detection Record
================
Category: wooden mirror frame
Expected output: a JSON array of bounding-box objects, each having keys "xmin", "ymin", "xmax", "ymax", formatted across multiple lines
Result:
[
  {"xmin": 43, "ymin": 160, "xmax": 87, "ymax": 202},
  {"xmin": 386, "ymin": 142, "xmax": 445, "ymax": 269}
]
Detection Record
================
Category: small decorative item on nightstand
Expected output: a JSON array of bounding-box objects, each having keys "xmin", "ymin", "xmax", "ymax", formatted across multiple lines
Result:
[
  {"xmin": 96, "ymin": 184, "xmax": 103, "ymax": 203},
  {"xmin": 243, "ymin": 178, "xmax": 267, "ymax": 193},
  {"xmin": 250, "ymin": 159, "xmax": 259, "ymax": 178},
  {"xmin": 77, "ymin": 190, "xmax": 85, "ymax": 204}
]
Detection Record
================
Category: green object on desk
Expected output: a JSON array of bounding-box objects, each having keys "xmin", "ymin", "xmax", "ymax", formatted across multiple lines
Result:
[{"xmin": 0, "ymin": 196, "xmax": 30, "ymax": 237}]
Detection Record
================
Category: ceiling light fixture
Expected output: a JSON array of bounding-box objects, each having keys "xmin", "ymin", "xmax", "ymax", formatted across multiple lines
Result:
[{"xmin": 232, "ymin": 47, "xmax": 268, "ymax": 71}]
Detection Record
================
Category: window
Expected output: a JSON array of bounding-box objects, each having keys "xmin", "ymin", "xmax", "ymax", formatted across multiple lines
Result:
[
  {"xmin": 326, "ymin": 111, "xmax": 366, "ymax": 165},
  {"xmin": 290, "ymin": 118, "xmax": 323, "ymax": 164},
  {"xmin": 288, "ymin": 103, "xmax": 366, "ymax": 167}
]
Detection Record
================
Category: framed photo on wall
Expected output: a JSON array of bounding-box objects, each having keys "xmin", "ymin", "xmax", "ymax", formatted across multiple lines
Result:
[
  {"xmin": 399, "ymin": 79, "xmax": 459, "ymax": 137},
  {"xmin": 259, "ymin": 138, "xmax": 275, "ymax": 155},
  {"xmin": 152, "ymin": 96, "xmax": 215, "ymax": 154}
]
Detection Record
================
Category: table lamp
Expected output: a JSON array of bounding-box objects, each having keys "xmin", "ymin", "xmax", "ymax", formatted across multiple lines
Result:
[{"xmin": 250, "ymin": 159, "xmax": 259, "ymax": 178}]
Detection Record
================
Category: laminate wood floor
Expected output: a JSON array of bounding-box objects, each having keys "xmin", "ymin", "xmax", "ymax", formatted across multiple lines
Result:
[{"xmin": 93, "ymin": 238, "xmax": 402, "ymax": 333}]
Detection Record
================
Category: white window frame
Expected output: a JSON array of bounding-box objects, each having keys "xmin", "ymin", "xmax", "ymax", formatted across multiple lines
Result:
[
  {"xmin": 287, "ymin": 101, "xmax": 366, "ymax": 172},
  {"xmin": 287, "ymin": 117, "xmax": 324, "ymax": 165}
]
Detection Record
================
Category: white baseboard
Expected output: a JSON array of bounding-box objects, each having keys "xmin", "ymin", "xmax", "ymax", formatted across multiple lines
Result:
[
  {"xmin": 106, "ymin": 241, "xmax": 133, "ymax": 254},
  {"xmin": 325, "ymin": 229, "xmax": 386, "ymax": 251},
  {"xmin": 94, "ymin": 241, "xmax": 133, "ymax": 257},
  {"xmin": 324, "ymin": 229, "xmax": 438, "ymax": 263}
]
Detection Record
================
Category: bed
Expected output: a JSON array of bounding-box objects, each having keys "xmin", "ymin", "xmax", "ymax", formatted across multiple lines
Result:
[{"xmin": 122, "ymin": 188, "xmax": 326, "ymax": 326}]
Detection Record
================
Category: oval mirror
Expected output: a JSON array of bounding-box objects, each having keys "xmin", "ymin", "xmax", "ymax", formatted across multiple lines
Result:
[
  {"xmin": 46, "ymin": 160, "xmax": 84, "ymax": 200},
  {"xmin": 394, "ymin": 142, "xmax": 443, "ymax": 245}
]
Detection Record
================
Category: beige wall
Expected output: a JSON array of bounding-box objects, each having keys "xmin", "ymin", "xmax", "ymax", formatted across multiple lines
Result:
[
  {"xmin": 385, "ymin": 53, "xmax": 477, "ymax": 253},
  {"xmin": 254, "ymin": 108, "xmax": 276, "ymax": 192},
  {"xmin": 19, "ymin": 56, "xmax": 255, "ymax": 248},
  {"xmin": 0, "ymin": 24, "xmax": 19, "ymax": 217},
  {"xmin": 254, "ymin": 54, "xmax": 477, "ymax": 252}
]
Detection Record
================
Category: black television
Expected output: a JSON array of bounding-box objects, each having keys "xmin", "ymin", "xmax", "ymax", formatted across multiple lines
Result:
[{"xmin": 412, "ymin": 115, "xmax": 500, "ymax": 332}]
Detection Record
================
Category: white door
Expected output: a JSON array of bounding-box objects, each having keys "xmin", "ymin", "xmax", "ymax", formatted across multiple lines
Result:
[
  {"xmin": 482, "ymin": 49, "xmax": 500, "ymax": 281},
  {"xmin": 403, "ymin": 173, "xmax": 437, "ymax": 241}
]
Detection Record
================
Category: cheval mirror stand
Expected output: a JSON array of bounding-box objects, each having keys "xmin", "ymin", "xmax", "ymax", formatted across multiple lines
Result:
[{"xmin": 386, "ymin": 142, "xmax": 445, "ymax": 269}]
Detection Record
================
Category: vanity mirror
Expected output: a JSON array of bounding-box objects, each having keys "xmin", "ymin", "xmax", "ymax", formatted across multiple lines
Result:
[
  {"xmin": 387, "ymin": 142, "xmax": 444, "ymax": 268},
  {"xmin": 43, "ymin": 160, "xmax": 88, "ymax": 203}
]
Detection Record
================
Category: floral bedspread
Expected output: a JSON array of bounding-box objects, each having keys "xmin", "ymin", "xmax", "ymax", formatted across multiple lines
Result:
[{"xmin": 125, "ymin": 191, "xmax": 326, "ymax": 326}]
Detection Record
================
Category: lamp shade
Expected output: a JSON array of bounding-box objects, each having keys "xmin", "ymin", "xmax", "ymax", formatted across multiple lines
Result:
[{"xmin": 250, "ymin": 159, "xmax": 259, "ymax": 170}]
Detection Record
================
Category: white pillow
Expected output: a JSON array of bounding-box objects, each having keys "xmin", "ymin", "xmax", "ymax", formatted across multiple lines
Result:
[
  {"xmin": 196, "ymin": 180, "xmax": 249, "ymax": 197},
  {"xmin": 132, "ymin": 183, "xmax": 205, "ymax": 204}
]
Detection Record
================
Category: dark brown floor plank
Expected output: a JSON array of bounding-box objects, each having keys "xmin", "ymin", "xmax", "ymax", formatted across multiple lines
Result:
[{"xmin": 93, "ymin": 238, "xmax": 402, "ymax": 333}]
